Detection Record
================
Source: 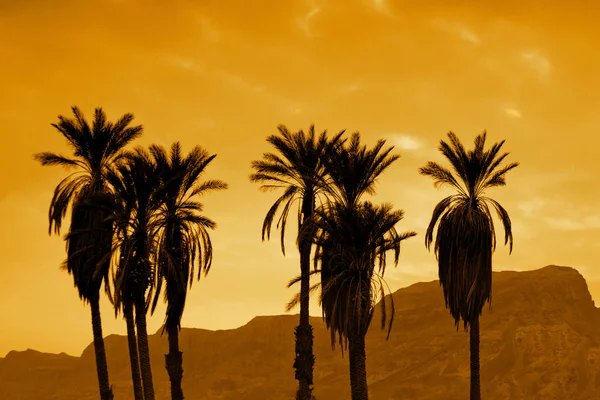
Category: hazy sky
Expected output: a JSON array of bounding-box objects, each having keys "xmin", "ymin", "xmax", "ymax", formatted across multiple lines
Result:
[{"xmin": 1, "ymin": 0, "xmax": 599, "ymax": 357}]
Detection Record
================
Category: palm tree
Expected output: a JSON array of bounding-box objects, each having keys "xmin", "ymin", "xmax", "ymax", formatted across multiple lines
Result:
[
  {"xmin": 419, "ymin": 131, "xmax": 518, "ymax": 400},
  {"xmin": 249, "ymin": 125, "xmax": 344, "ymax": 400},
  {"xmin": 301, "ymin": 202, "xmax": 415, "ymax": 400},
  {"xmin": 106, "ymin": 148, "xmax": 162, "ymax": 400},
  {"xmin": 149, "ymin": 142, "xmax": 228, "ymax": 400},
  {"xmin": 33, "ymin": 106, "xmax": 142, "ymax": 400},
  {"xmin": 293, "ymin": 132, "xmax": 414, "ymax": 400}
]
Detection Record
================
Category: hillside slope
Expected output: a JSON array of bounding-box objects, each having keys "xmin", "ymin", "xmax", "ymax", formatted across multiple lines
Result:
[{"xmin": 2, "ymin": 265, "xmax": 599, "ymax": 400}]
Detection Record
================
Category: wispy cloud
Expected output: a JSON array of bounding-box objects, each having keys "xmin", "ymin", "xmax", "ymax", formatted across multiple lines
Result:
[
  {"xmin": 517, "ymin": 198, "xmax": 545, "ymax": 217},
  {"xmin": 194, "ymin": 15, "xmax": 221, "ymax": 42},
  {"xmin": 521, "ymin": 50, "xmax": 551, "ymax": 80},
  {"xmin": 511, "ymin": 218, "xmax": 536, "ymax": 240},
  {"xmin": 343, "ymin": 83, "xmax": 362, "ymax": 93},
  {"xmin": 289, "ymin": 104, "xmax": 304, "ymax": 114},
  {"xmin": 545, "ymin": 215, "xmax": 600, "ymax": 231},
  {"xmin": 430, "ymin": 19, "xmax": 480, "ymax": 44},
  {"xmin": 523, "ymin": 170, "xmax": 590, "ymax": 190},
  {"xmin": 163, "ymin": 54, "xmax": 204, "ymax": 73},
  {"xmin": 365, "ymin": 0, "xmax": 394, "ymax": 16},
  {"xmin": 545, "ymin": 218, "xmax": 586, "ymax": 231},
  {"xmin": 388, "ymin": 133, "xmax": 423, "ymax": 151},
  {"xmin": 296, "ymin": 7, "xmax": 321, "ymax": 37},
  {"xmin": 585, "ymin": 216, "xmax": 600, "ymax": 228},
  {"xmin": 505, "ymin": 108, "xmax": 522, "ymax": 118},
  {"xmin": 215, "ymin": 70, "xmax": 307, "ymax": 116},
  {"xmin": 218, "ymin": 71, "xmax": 266, "ymax": 93}
]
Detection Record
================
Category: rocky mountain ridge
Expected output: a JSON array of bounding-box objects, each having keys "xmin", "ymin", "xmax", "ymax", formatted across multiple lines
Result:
[{"xmin": 2, "ymin": 265, "xmax": 599, "ymax": 399}]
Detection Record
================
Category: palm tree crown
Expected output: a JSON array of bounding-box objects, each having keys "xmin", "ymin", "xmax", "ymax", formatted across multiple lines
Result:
[
  {"xmin": 249, "ymin": 124, "xmax": 345, "ymax": 253},
  {"xmin": 304, "ymin": 201, "xmax": 416, "ymax": 347},
  {"xmin": 419, "ymin": 131, "xmax": 519, "ymax": 329},
  {"xmin": 106, "ymin": 147, "xmax": 163, "ymax": 311},
  {"xmin": 34, "ymin": 106, "xmax": 142, "ymax": 301},
  {"xmin": 150, "ymin": 142, "xmax": 228, "ymax": 329},
  {"xmin": 322, "ymin": 132, "xmax": 399, "ymax": 208}
]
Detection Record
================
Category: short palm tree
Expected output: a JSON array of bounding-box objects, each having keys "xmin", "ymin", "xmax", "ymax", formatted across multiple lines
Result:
[
  {"xmin": 249, "ymin": 125, "xmax": 344, "ymax": 400},
  {"xmin": 302, "ymin": 201, "xmax": 416, "ymax": 400},
  {"xmin": 149, "ymin": 142, "xmax": 227, "ymax": 400},
  {"xmin": 33, "ymin": 106, "xmax": 142, "ymax": 400},
  {"xmin": 419, "ymin": 131, "xmax": 518, "ymax": 400},
  {"xmin": 106, "ymin": 148, "xmax": 162, "ymax": 400}
]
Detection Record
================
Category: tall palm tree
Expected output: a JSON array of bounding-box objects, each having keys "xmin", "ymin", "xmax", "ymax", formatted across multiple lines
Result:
[
  {"xmin": 149, "ymin": 142, "xmax": 228, "ymax": 400},
  {"xmin": 249, "ymin": 125, "xmax": 344, "ymax": 400},
  {"xmin": 292, "ymin": 132, "xmax": 414, "ymax": 400},
  {"xmin": 106, "ymin": 148, "xmax": 162, "ymax": 400},
  {"xmin": 33, "ymin": 106, "xmax": 143, "ymax": 400},
  {"xmin": 301, "ymin": 202, "xmax": 415, "ymax": 400},
  {"xmin": 419, "ymin": 131, "xmax": 518, "ymax": 400}
]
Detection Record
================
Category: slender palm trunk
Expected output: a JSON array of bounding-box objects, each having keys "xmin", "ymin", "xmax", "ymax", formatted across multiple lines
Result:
[
  {"xmin": 470, "ymin": 315, "xmax": 481, "ymax": 400},
  {"xmin": 348, "ymin": 330, "xmax": 368, "ymax": 400},
  {"xmin": 125, "ymin": 302, "xmax": 144, "ymax": 400},
  {"xmin": 348, "ymin": 280, "xmax": 370, "ymax": 400},
  {"xmin": 90, "ymin": 297, "xmax": 114, "ymax": 400},
  {"xmin": 165, "ymin": 326, "xmax": 185, "ymax": 400},
  {"xmin": 294, "ymin": 238, "xmax": 315, "ymax": 399},
  {"xmin": 135, "ymin": 295, "xmax": 155, "ymax": 400},
  {"xmin": 294, "ymin": 197, "xmax": 315, "ymax": 400}
]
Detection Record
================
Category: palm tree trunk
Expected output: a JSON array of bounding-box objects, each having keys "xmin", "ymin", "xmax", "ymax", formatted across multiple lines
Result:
[
  {"xmin": 90, "ymin": 297, "xmax": 114, "ymax": 400},
  {"xmin": 348, "ymin": 330, "xmax": 368, "ymax": 400},
  {"xmin": 294, "ymin": 241, "xmax": 315, "ymax": 400},
  {"xmin": 470, "ymin": 315, "xmax": 481, "ymax": 400},
  {"xmin": 125, "ymin": 302, "xmax": 144, "ymax": 400},
  {"xmin": 165, "ymin": 326, "xmax": 185, "ymax": 400},
  {"xmin": 135, "ymin": 295, "xmax": 156, "ymax": 400}
]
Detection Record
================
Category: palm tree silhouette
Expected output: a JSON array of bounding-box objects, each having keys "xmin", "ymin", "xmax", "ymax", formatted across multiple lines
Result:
[
  {"xmin": 149, "ymin": 142, "xmax": 227, "ymax": 400},
  {"xmin": 419, "ymin": 131, "xmax": 518, "ymax": 400},
  {"xmin": 250, "ymin": 125, "xmax": 344, "ymax": 400},
  {"xmin": 302, "ymin": 201, "xmax": 415, "ymax": 400},
  {"xmin": 295, "ymin": 132, "xmax": 415, "ymax": 400},
  {"xmin": 33, "ymin": 106, "xmax": 142, "ymax": 400},
  {"xmin": 106, "ymin": 148, "xmax": 162, "ymax": 400}
]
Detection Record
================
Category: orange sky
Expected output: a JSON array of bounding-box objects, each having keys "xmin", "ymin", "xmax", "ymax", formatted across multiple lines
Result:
[{"xmin": 1, "ymin": 0, "xmax": 599, "ymax": 357}]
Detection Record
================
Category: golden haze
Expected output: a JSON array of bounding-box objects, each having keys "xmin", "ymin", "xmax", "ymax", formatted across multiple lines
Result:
[{"xmin": 0, "ymin": 0, "xmax": 599, "ymax": 357}]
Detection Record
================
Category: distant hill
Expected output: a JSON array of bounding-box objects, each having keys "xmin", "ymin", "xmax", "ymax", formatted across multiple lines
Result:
[{"xmin": 2, "ymin": 265, "xmax": 599, "ymax": 399}]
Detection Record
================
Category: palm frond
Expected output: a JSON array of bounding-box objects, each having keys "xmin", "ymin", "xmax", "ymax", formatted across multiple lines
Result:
[
  {"xmin": 483, "ymin": 196, "xmax": 514, "ymax": 253},
  {"xmin": 33, "ymin": 152, "xmax": 87, "ymax": 170},
  {"xmin": 250, "ymin": 125, "xmax": 345, "ymax": 255},
  {"xmin": 418, "ymin": 161, "xmax": 465, "ymax": 194},
  {"xmin": 261, "ymin": 185, "xmax": 298, "ymax": 246},
  {"xmin": 187, "ymin": 179, "xmax": 229, "ymax": 199},
  {"xmin": 285, "ymin": 280, "xmax": 322, "ymax": 312}
]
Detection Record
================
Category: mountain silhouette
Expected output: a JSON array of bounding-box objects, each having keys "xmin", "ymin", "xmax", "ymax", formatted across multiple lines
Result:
[{"xmin": 2, "ymin": 265, "xmax": 599, "ymax": 399}]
